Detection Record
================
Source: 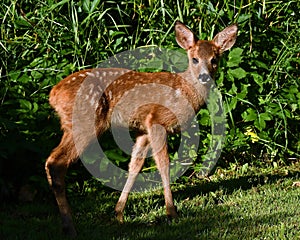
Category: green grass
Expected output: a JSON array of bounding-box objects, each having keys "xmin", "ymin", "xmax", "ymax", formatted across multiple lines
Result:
[{"xmin": 1, "ymin": 163, "xmax": 299, "ymax": 240}]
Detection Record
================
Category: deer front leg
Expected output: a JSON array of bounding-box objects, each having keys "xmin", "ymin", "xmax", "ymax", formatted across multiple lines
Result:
[
  {"xmin": 115, "ymin": 134, "xmax": 149, "ymax": 223},
  {"xmin": 148, "ymin": 123, "xmax": 178, "ymax": 220}
]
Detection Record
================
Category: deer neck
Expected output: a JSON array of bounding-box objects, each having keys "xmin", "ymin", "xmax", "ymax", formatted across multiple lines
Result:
[{"xmin": 178, "ymin": 70, "xmax": 210, "ymax": 109}]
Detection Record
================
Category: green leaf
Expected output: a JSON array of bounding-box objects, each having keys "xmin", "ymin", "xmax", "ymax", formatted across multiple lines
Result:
[
  {"xmin": 228, "ymin": 67, "xmax": 247, "ymax": 80},
  {"xmin": 289, "ymin": 86, "xmax": 299, "ymax": 94},
  {"xmin": 237, "ymin": 84, "xmax": 249, "ymax": 99},
  {"xmin": 90, "ymin": 0, "xmax": 101, "ymax": 13},
  {"xmin": 49, "ymin": 0, "xmax": 69, "ymax": 11},
  {"xmin": 198, "ymin": 109, "xmax": 210, "ymax": 126},
  {"xmin": 226, "ymin": 96, "xmax": 237, "ymax": 112},
  {"xmin": 19, "ymin": 99, "xmax": 32, "ymax": 110},
  {"xmin": 251, "ymin": 72, "xmax": 264, "ymax": 93},
  {"xmin": 105, "ymin": 150, "xmax": 128, "ymax": 163},
  {"xmin": 254, "ymin": 117, "xmax": 266, "ymax": 130},
  {"xmin": 242, "ymin": 108, "xmax": 257, "ymax": 122},
  {"xmin": 227, "ymin": 48, "xmax": 243, "ymax": 67},
  {"xmin": 237, "ymin": 14, "xmax": 252, "ymax": 24},
  {"xmin": 260, "ymin": 112, "xmax": 272, "ymax": 121},
  {"xmin": 18, "ymin": 74, "xmax": 29, "ymax": 84},
  {"xmin": 228, "ymin": 82, "xmax": 238, "ymax": 94},
  {"xmin": 188, "ymin": 149, "xmax": 197, "ymax": 159},
  {"xmin": 182, "ymin": 131, "xmax": 191, "ymax": 138},
  {"xmin": 254, "ymin": 60, "xmax": 268, "ymax": 70},
  {"xmin": 32, "ymin": 102, "xmax": 39, "ymax": 113}
]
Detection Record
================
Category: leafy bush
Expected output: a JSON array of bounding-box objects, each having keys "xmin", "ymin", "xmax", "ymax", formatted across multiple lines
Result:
[
  {"xmin": 218, "ymin": 0, "xmax": 300, "ymax": 166},
  {"xmin": 0, "ymin": 0, "xmax": 299, "ymax": 198}
]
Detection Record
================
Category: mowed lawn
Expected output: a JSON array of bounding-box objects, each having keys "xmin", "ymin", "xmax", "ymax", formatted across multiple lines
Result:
[{"xmin": 1, "ymin": 164, "xmax": 299, "ymax": 240}]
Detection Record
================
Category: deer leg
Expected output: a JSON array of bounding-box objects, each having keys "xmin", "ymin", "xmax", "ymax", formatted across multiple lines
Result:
[
  {"xmin": 45, "ymin": 132, "xmax": 79, "ymax": 237},
  {"xmin": 115, "ymin": 134, "xmax": 149, "ymax": 223},
  {"xmin": 148, "ymin": 123, "xmax": 178, "ymax": 220}
]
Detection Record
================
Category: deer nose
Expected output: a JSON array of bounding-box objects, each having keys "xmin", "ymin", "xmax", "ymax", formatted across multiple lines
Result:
[{"xmin": 198, "ymin": 73, "xmax": 212, "ymax": 84}]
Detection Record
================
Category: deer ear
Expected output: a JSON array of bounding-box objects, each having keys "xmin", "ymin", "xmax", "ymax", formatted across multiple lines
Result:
[
  {"xmin": 175, "ymin": 21, "xmax": 196, "ymax": 50},
  {"xmin": 213, "ymin": 24, "xmax": 238, "ymax": 53}
]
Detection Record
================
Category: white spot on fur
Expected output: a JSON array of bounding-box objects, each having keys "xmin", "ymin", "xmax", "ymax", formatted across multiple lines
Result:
[
  {"xmin": 111, "ymin": 110, "xmax": 125, "ymax": 126},
  {"xmin": 89, "ymin": 84, "xmax": 95, "ymax": 95},
  {"xmin": 86, "ymin": 72, "xmax": 95, "ymax": 77},
  {"xmin": 90, "ymin": 94, "xmax": 98, "ymax": 107},
  {"xmin": 175, "ymin": 89, "xmax": 181, "ymax": 97},
  {"xmin": 79, "ymin": 73, "xmax": 86, "ymax": 77}
]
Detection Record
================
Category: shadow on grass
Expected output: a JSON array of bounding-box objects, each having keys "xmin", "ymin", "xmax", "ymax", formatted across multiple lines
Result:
[
  {"xmin": 74, "ymin": 169, "xmax": 300, "ymax": 240},
  {"xmin": 1, "ymin": 169, "xmax": 299, "ymax": 240},
  {"xmin": 74, "ymin": 194, "xmax": 298, "ymax": 240}
]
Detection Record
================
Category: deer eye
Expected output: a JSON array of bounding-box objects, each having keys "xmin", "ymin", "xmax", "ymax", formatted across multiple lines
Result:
[
  {"xmin": 192, "ymin": 58, "xmax": 199, "ymax": 64},
  {"xmin": 211, "ymin": 57, "xmax": 218, "ymax": 66}
]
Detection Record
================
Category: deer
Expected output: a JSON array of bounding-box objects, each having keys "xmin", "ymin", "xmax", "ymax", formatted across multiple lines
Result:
[{"xmin": 45, "ymin": 20, "xmax": 237, "ymax": 237}]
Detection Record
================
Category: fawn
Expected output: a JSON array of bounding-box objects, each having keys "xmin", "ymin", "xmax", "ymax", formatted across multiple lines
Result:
[{"xmin": 45, "ymin": 21, "xmax": 237, "ymax": 237}]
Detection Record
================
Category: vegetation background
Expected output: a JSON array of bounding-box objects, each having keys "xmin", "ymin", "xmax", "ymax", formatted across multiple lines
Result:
[{"xmin": 0, "ymin": 0, "xmax": 299, "ymax": 239}]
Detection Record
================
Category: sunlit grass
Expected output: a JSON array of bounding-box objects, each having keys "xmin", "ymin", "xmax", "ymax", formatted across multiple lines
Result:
[{"xmin": 1, "ymin": 164, "xmax": 299, "ymax": 239}]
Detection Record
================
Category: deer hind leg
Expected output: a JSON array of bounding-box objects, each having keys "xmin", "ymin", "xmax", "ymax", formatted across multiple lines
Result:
[
  {"xmin": 148, "ymin": 123, "xmax": 178, "ymax": 220},
  {"xmin": 115, "ymin": 134, "xmax": 149, "ymax": 223},
  {"xmin": 45, "ymin": 132, "xmax": 79, "ymax": 237}
]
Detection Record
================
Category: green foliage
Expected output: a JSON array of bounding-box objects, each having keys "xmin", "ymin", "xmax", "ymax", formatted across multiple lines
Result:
[
  {"xmin": 217, "ymin": 0, "xmax": 300, "ymax": 166},
  {"xmin": 0, "ymin": 0, "xmax": 299, "ymax": 198}
]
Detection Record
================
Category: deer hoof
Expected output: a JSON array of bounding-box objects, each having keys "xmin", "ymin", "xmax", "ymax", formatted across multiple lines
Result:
[
  {"xmin": 115, "ymin": 211, "xmax": 124, "ymax": 224},
  {"xmin": 167, "ymin": 206, "xmax": 179, "ymax": 223},
  {"xmin": 62, "ymin": 225, "xmax": 77, "ymax": 238}
]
